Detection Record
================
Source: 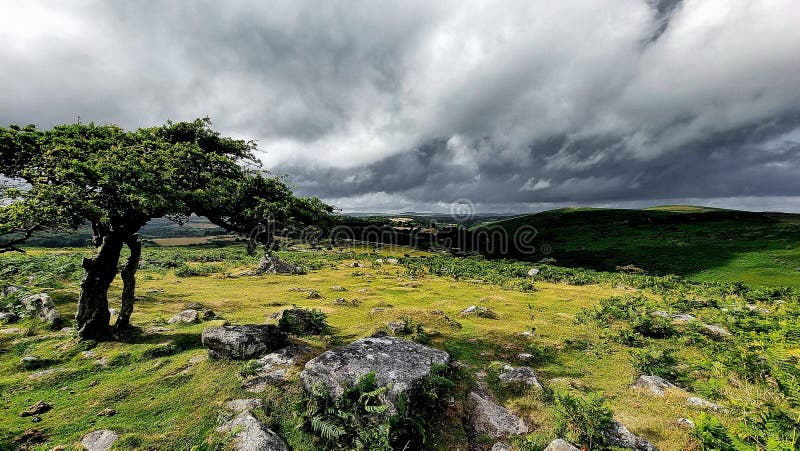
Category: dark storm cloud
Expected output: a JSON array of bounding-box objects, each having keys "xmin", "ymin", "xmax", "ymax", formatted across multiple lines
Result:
[{"xmin": 2, "ymin": 1, "xmax": 800, "ymax": 212}]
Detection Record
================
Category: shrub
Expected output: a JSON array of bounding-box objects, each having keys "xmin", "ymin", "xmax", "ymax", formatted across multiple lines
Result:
[
  {"xmin": 630, "ymin": 345, "xmax": 685, "ymax": 382},
  {"xmin": 691, "ymin": 413, "xmax": 736, "ymax": 451},
  {"xmin": 553, "ymin": 391, "xmax": 613, "ymax": 449}
]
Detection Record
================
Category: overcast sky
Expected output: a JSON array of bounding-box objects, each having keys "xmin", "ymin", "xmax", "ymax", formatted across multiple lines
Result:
[{"xmin": 2, "ymin": 0, "xmax": 800, "ymax": 213}]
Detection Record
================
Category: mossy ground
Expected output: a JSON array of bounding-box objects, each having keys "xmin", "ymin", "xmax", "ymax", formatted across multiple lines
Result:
[{"xmin": 0, "ymin": 244, "xmax": 787, "ymax": 450}]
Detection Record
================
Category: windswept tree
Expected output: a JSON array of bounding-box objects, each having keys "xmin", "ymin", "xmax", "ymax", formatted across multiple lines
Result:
[{"xmin": 0, "ymin": 119, "xmax": 332, "ymax": 340}]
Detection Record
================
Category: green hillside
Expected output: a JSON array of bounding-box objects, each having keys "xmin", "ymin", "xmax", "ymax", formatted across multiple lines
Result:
[{"xmin": 475, "ymin": 206, "xmax": 800, "ymax": 288}]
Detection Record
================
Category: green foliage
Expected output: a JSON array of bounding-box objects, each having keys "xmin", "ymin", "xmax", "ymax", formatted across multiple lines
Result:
[
  {"xmin": 691, "ymin": 413, "xmax": 737, "ymax": 451},
  {"xmin": 174, "ymin": 263, "xmax": 224, "ymax": 277},
  {"xmin": 630, "ymin": 345, "xmax": 685, "ymax": 383},
  {"xmin": 278, "ymin": 307, "xmax": 329, "ymax": 336},
  {"xmin": 553, "ymin": 391, "xmax": 614, "ymax": 450}
]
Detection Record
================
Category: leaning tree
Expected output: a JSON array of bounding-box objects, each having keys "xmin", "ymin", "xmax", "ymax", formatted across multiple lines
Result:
[{"xmin": 0, "ymin": 118, "xmax": 332, "ymax": 340}]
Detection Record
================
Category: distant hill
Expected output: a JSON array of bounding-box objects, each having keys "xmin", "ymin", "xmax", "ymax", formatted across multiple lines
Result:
[{"xmin": 474, "ymin": 205, "xmax": 800, "ymax": 287}]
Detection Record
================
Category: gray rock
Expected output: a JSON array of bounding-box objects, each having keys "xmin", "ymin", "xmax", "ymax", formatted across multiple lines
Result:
[
  {"xmin": 517, "ymin": 353, "xmax": 534, "ymax": 361},
  {"xmin": 21, "ymin": 293, "xmax": 61, "ymax": 325},
  {"xmin": 307, "ymin": 290, "xmax": 322, "ymax": 299},
  {"xmin": 3, "ymin": 285, "xmax": 20, "ymax": 297},
  {"xmin": 217, "ymin": 410, "xmax": 288, "ymax": 451},
  {"xmin": 460, "ymin": 305, "xmax": 477, "ymax": 315},
  {"xmin": 386, "ymin": 258, "xmax": 399, "ymax": 264},
  {"xmin": 688, "ymin": 396, "xmax": 723, "ymax": 411},
  {"xmin": 81, "ymin": 429, "xmax": 119, "ymax": 451},
  {"xmin": 527, "ymin": 268, "xmax": 540, "ymax": 276},
  {"xmin": 544, "ymin": 439, "xmax": 580, "ymax": 451},
  {"xmin": 632, "ymin": 375, "xmax": 677, "ymax": 396},
  {"xmin": 300, "ymin": 336, "xmax": 449, "ymax": 411},
  {"xmin": 143, "ymin": 326, "xmax": 170, "ymax": 335},
  {"xmin": 225, "ymin": 398, "xmax": 263, "ymax": 413},
  {"xmin": 677, "ymin": 417, "xmax": 695, "ymax": 428},
  {"xmin": 242, "ymin": 344, "xmax": 309, "ymax": 391},
  {"xmin": 20, "ymin": 356, "xmax": 40, "ymax": 368},
  {"xmin": 701, "ymin": 324, "xmax": 732, "ymax": 338},
  {"xmin": 460, "ymin": 305, "xmax": 498, "ymax": 319},
  {"xmin": 202, "ymin": 324, "xmax": 287, "ymax": 360},
  {"xmin": 256, "ymin": 255, "xmax": 304, "ymax": 275},
  {"xmin": 605, "ymin": 420, "xmax": 658, "ymax": 451},
  {"xmin": 492, "ymin": 442, "xmax": 513, "ymax": 451},
  {"xmin": 498, "ymin": 365, "xmax": 542, "ymax": 389},
  {"xmin": 167, "ymin": 309, "xmax": 199, "ymax": 324},
  {"xmin": 331, "ymin": 285, "xmax": 347, "ymax": 291},
  {"xmin": 466, "ymin": 392, "xmax": 529, "ymax": 438},
  {"xmin": 0, "ymin": 311, "xmax": 18, "ymax": 323},
  {"xmin": 671, "ymin": 313, "xmax": 696, "ymax": 323}
]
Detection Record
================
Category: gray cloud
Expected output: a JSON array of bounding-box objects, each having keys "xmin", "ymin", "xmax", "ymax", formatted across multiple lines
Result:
[{"xmin": 2, "ymin": 0, "xmax": 800, "ymax": 212}]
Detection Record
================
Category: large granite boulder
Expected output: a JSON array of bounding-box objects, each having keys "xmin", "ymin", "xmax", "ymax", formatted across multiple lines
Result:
[
  {"xmin": 605, "ymin": 420, "xmax": 658, "ymax": 451},
  {"xmin": 21, "ymin": 293, "xmax": 61, "ymax": 326},
  {"xmin": 466, "ymin": 392, "xmax": 529, "ymax": 438},
  {"xmin": 202, "ymin": 325, "xmax": 287, "ymax": 360},
  {"xmin": 242, "ymin": 344, "xmax": 310, "ymax": 392},
  {"xmin": 497, "ymin": 365, "xmax": 542, "ymax": 389},
  {"xmin": 300, "ymin": 335, "xmax": 449, "ymax": 410}
]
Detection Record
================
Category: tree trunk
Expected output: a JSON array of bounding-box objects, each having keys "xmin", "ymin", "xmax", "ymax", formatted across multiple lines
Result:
[
  {"xmin": 76, "ymin": 231, "xmax": 124, "ymax": 340},
  {"xmin": 114, "ymin": 234, "xmax": 141, "ymax": 331}
]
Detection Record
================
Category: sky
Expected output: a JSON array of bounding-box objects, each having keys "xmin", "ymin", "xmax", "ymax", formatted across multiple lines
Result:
[{"xmin": 2, "ymin": 0, "xmax": 800, "ymax": 213}]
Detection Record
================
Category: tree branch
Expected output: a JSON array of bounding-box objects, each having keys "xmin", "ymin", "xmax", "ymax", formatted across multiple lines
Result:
[{"xmin": 0, "ymin": 224, "xmax": 40, "ymax": 253}]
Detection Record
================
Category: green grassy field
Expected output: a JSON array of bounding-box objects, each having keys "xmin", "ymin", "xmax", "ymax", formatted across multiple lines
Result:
[
  {"xmin": 476, "ymin": 206, "xmax": 800, "ymax": 288},
  {"xmin": 2, "ymin": 243, "xmax": 798, "ymax": 450}
]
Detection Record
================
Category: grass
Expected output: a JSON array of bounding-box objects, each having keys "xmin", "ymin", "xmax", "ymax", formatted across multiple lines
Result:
[
  {"xmin": 476, "ymin": 206, "xmax": 800, "ymax": 288},
  {"xmin": 0, "ymin": 243, "xmax": 797, "ymax": 449}
]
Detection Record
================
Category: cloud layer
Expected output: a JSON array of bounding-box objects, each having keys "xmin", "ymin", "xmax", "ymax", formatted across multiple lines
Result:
[{"xmin": 2, "ymin": 0, "xmax": 800, "ymax": 211}]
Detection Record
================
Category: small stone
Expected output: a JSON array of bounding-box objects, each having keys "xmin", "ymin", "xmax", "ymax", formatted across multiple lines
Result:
[
  {"xmin": 604, "ymin": 420, "xmax": 657, "ymax": 451},
  {"xmin": 20, "ymin": 356, "xmax": 40, "ymax": 368},
  {"xmin": 225, "ymin": 398, "xmax": 263, "ymax": 413},
  {"xmin": 167, "ymin": 309, "xmax": 199, "ymax": 324},
  {"xmin": 386, "ymin": 258, "xmax": 399, "ymax": 264},
  {"xmin": 200, "ymin": 308, "xmax": 216, "ymax": 320},
  {"xmin": 81, "ymin": 429, "xmax": 119, "ymax": 451},
  {"xmin": 460, "ymin": 305, "xmax": 477, "ymax": 315},
  {"xmin": 331, "ymin": 285, "xmax": 347, "ymax": 291},
  {"xmin": 31, "ymin": 416, "xmax": 42, "ymax": 423},
  {"xmin": 497, "ymin": 365, "xmax": 542, "ymax": 389},
  {"xmin": 97, "ymin": 408, "xmax": 116, "ymax": 417},
  {"xmin": 677, "ymin": 417, "xmax": 695, "ymax": 428},
  {"xmin": 357, "ymin": 288, "xmax": 369, "ymax": 294},
  {"xmin": 20, "ymin": 400, "xmax": 52, "ymax": 417},
  {"xmin": 466, "ymin": 392, "xmax": 528, "ymax": 438},
  {"xmin": 701, "ymin": 324, "xmax": 732, "ymax": 338},
  {"xmin": 517, "ymin": 353, "xmax": 534, "ymax": 361},
  {"xmin": 492, "ymin": 442, "xmax": 513, "ymax": 451},
  {"xmin": 307, "ymin": 290, "xmax": 322, "ymax": 299},
  {"xmin": 632, "ymin": 375, "xmax": 677, "ymax": 396},
  {"xmin": 350, "ymin": 262, "xmax": 364, "ymax": 268},
  {"xmin": 544, "ymin": 439, "xmax": 580, "ymax": 451},
  {"xmin": 527, "ymin": 268, "xmax": 540, "ymax": 276},
  {"xmin": 143, "ymin": 326, "xmax": 170, "ymax": 335},
  {"xmin": 688, "ymin": 396, "xmax": 723, "ymax": 411}
]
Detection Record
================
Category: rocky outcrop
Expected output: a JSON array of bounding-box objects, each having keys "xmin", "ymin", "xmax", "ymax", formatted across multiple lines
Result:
[
  {"xmin": 202, "ymin": 324, "xmax": 287, "ymax": 360},
  {"xmin": 256, "ymin": 255, "xmax": 304, "ymax": 275},
  {"xmin": 167, "ymin": 309, "xmax": 199, "ymax": 324},
  {"xmin": 466, "ymin": 392, "xmax": 529, "ymax": 438},
  {"xmin": 459, "ymin": 305, "xmax": 498, "ymax": 319},
  {"xmin": 21, "ymin": 293, "xmax": 61, "ymax": 326},
  {"xmin": 300, "ymin": 335, "xmax": 449, "ymax": 411},
  {"xmin": 632, "ymin": 375, "xmax": 677, "ymax": 396},
  {"xmin": 544, "ymin": 439, "xmax": 580, "ymax": 451},
  {"xmin": 81, "ymin": 429, "xmax": 119, "ymax": 451},
  {"xmin": 604, "ymin": 420, "xmax": 658, "ymax": 451}
]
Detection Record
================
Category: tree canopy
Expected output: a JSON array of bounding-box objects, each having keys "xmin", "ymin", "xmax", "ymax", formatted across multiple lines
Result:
[{"xmin": 0, "ymin": 118, "xmax": 332, "ymax": 339}]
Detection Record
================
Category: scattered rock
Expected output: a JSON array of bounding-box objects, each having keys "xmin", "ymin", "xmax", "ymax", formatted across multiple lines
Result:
[
  {"xmin": 333, "ymin": 297, "xmax": 359, "ymax": 306},
  {"xmin": 497, "ymin": 365, "xmax": 542, "ymax": 389},
  {"xmin": 21, "ymin": 293, "xmax": 61, "ymax": 325},
  {"xmin": 460, "ymin": 305, "xmax": 498, "ymax": 319},
  {"xmin": 632, "ymin": 375, "xmax": 677, "ymax": 396},
  {"xmin": 701, "ymin": 324, "xmax": 732, "ymax": 338},
  {"xmin": 167, "ymin": 309, "xmax": 199, "ymax": 324},
  {"xmin": 202, "ymin": 324, "xmax": 288, "ymax": 360},
  {"xmin": 217, "ymin": 410, "xmax": 289, "ymax": 451},
  {"xmin": 307, "ymin": 290, "xmax": 322, "ymax": 299},
  {"xmin": 604, "ymin": 420, "xmax": 658, "ymax": 451},
  {"xmin": 677, "ymin": 417, "xmax": 695, "ymax": 428},
  {"xmin": 300, "ymin": 336, "xmax": 449, "ymax": 412},
  {"xmin": 688, "ymin": 396, "xmax": 723, "ymax": 411},
  {"xmin": 331, "ymin": 285, "xmax": 347, "ymax": 291},
  {"xmin": 242, "ymin": 344, "xmax": 310, "ymax": 392},
  {"xmin": 225, "ymin": 398, "xmax": 263, "ymax": 413},
  {"xmin": 31, "ymin": 415, "xmax": 42, "ymax": 423},
  {"xmin": 60, "ymin": 327, "xmax": 75, "ymax": 333},
  {"xmin": 97, "ymin": 408, "xmax": 116, "ymax": 417},
  {"xmin": 527, "ymin": 268, "xmax": 540, "ymax": 276},
  {"xmin": 143, "ymin": 326, "xmax": 170, "ymax": 336},
  {"xmin": 185, "ymin": 302, "xmax": 205, "ymax": 310},
  {"xmin": 350, "ymin": 262, "xmax": 364, "ymax": 268},
  {"xmin": 81, "ymin": 429, "xmax": 119, "ymax": 451},
  {"xmin": 517, "ymin": 353, "xmax": 534, "ymax": 361},
  {"xmin": 492, "ymin": 442, "xmax": 513, "ymax": 451},
  {"xmin": 357, "ymin": 288, "xmax": 369, "ymax": 294},
  {"xmin": 200, "ymin": 308, "xmax": 216, "ymax": 320},
  {"xmin": 671, "ymin": 313, "xmax": 696, "ymax": 323},
  {"xmin": 256, "ymin": 255, "xmax": 304, "ymax": 275},
  {"xmin": 544, "ymin": 438, "xmax": 580, "ymax": 451},
  {"xmin": 386, "ymin": 258, "xmax": 399, "ymax": 264},
  {"xmin": 466, "ymin": 392, "xmax": 529, "ymax": 438},
  {"xmin": 385, "ymin": 321, "xmax": 405, "ymax": 333},
  {"xmin": 0, "ymin": 311, "xmax": 18, "ymax": 323},
  {"xmin": 19, "ymin": 355, "xmax": 41, "ymax": 369},
  {"xmin": 370, "ymin": 307, "xmax": 389, "ymax": 314},
  {"xmin": 3, "ymin": 285, "xmax": 20, "ymax": 297},
  {"xmin": 275, "ymin": 307, "xmax": 326, "ymax": 335},
  {"xmin": 20, "ymin": 400, "xmax": 52, "ymax": 417},
  {"xmin": 0, "ymin": 327, "xmax": 23, "ymax": 335}
]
